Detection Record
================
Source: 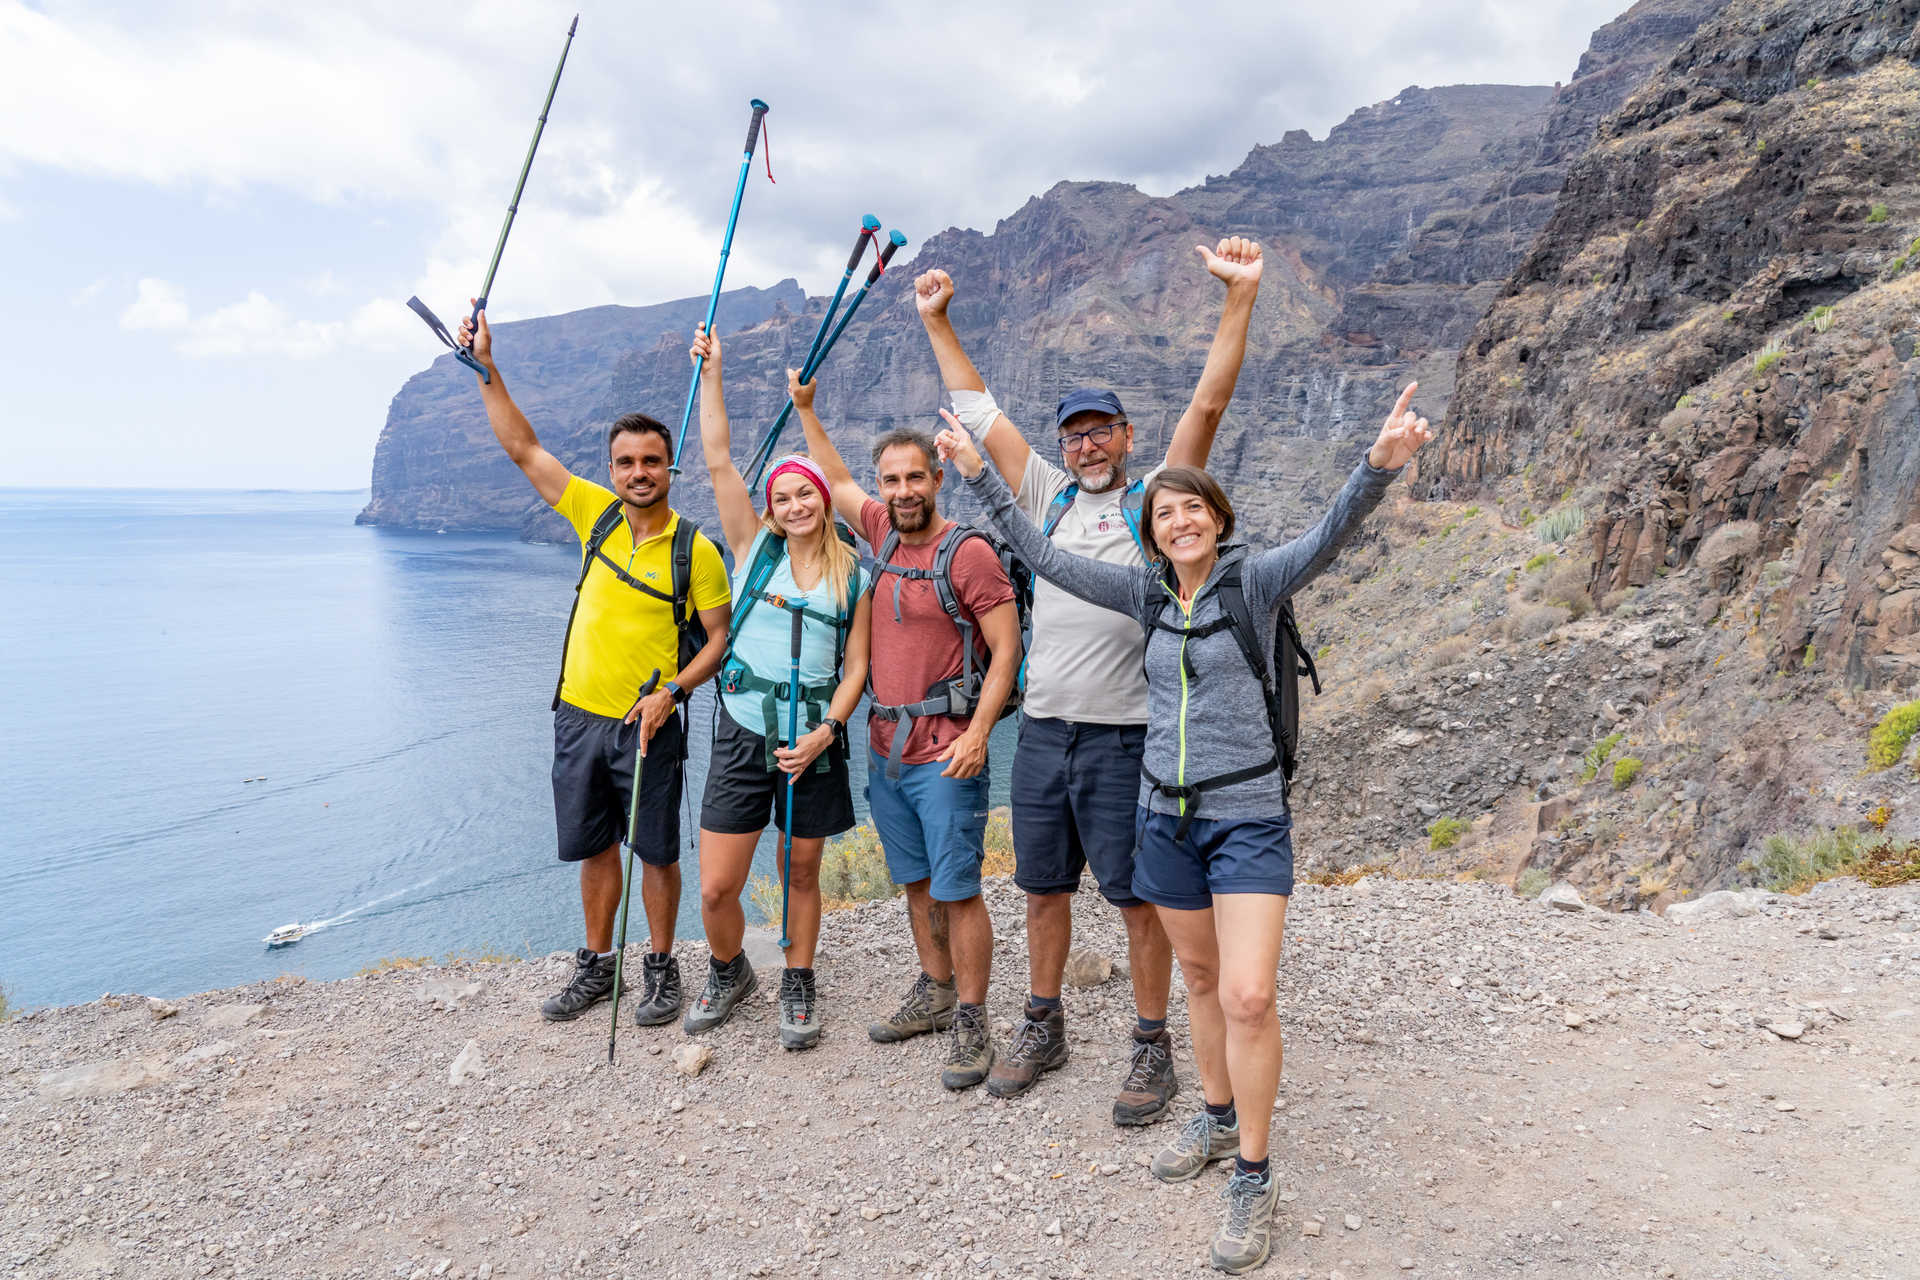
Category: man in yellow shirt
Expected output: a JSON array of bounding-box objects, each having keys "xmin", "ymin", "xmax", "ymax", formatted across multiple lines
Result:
[{"xmin": 460, "ymin": 308, "xmax": 731, "ymax": 1027}]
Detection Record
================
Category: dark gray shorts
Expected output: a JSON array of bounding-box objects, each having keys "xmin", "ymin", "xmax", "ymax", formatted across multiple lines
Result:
[
  {"xmin": 1011, "ymin": 716, "xmax": 1147, "ymax": 907},
  {"xmin": 699, "ymin": 704, "xmax": 856, "ymax": 840},
  {"xmin": 551, "ymin": 701, "xmax": 684, "ymax": 865}
]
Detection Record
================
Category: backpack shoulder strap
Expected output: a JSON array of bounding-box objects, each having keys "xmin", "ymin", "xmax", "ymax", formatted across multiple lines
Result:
[
  {"xmin": 1213, "ymin": 561, "xmax": 1271, "ymax": 691},
  {"xmin": 670, "ymin": 519, "xmax": 697, "ymax": 634},
  {"xmin": 578, "ymin": 500, "xmax": 627, "ymax": 587},
  {"xmin": 726, "ymin": 529, "xmax": 784, "ymax": 643},
  {"xmin": 1119, "ymin": 480, "xmax": 1147, "ymax": 557},
  {"xmin": 1041, "ymin": 484, "xmax": 1079, "ymax": 539}
]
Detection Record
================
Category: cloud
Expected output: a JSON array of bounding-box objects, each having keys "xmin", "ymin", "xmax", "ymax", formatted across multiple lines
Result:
[
  {"xmin": 70, "ymin": 277, "xmax": 110, "ymax": 308},
  {"xmin": 119, "ymin": 278, "xmax": 189, "ymax": 332}
]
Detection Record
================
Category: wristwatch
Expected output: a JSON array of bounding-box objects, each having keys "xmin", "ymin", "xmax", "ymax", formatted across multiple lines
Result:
[
  {"xmin": 664, "ymin": 681, "xmax": 689, "ymax": 706},
  {"xmin": 822, "ymin": 716, "xmax": 845, "ymax": 739}
]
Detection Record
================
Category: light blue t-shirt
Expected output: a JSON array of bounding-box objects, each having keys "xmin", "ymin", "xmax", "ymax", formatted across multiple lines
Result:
[{"xmin": 721, "ymin": 539, "xmax": 866, "ymax": 739}]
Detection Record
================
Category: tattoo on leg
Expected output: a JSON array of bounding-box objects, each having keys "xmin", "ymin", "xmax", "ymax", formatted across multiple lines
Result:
[{"xmin": 927, "ymin": 901, "xmax": 949, "ymax": 949}]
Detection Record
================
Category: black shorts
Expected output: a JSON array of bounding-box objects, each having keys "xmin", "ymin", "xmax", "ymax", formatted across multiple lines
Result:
[
  {"xmin": 700, "ymin": 704, "xmax": 856, "ymax": 840},
  {"xmin": 1010, "ymin": 716, "xmax": 1147, "ymax": 908},
  {"xmin": 552, "ymin": 701, "xmax": 684, "ymax": 865}
]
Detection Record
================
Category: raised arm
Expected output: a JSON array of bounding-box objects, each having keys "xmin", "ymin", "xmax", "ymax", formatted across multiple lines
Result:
[
  {"xmin": 936, "ymin": 416, "xmax": 1143, "ymax": 618},
  {"xmin": 915, "ymin": 269, "xmax": 1033, "ymax": 497},
  {"xmin": 459, "ymin": 307, "xmax": 571, "ymax": 506},
  {"xmin": 691, "ymin": 324, "xmax": 760, "ymax": 561},
  {"xmin": 1163, "ymin": 237, "xmax": 1262, "ymax": 470},
  {"xmin": 1246, "ymin": 382, "xmax": 1431, "ymax": 602},
  {"xmin": 790, "ymin": 368, "xmax": 873, "ymax": 518}
]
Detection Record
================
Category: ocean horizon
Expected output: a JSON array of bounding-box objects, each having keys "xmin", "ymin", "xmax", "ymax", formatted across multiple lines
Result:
[{"xmin": 0, "ymin": 487, "xmax": 1012, "ymax": 1012}]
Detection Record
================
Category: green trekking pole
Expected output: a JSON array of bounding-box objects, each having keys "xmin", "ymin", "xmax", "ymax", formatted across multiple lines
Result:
[{"xmin": 607, "ymin": 668, "xmax": 662, "ymax": 1064}]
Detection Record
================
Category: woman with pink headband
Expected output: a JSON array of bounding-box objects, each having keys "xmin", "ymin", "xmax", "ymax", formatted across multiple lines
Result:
[{"xmin": 685, "ymin": 323, "xmax": 872, "ymax": 1049}]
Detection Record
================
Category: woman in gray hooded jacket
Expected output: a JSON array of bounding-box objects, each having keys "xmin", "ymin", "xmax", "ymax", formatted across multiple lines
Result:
[{"xmin": 935, "ymin": 384, "xmax": 1429, "ymax": 1275}]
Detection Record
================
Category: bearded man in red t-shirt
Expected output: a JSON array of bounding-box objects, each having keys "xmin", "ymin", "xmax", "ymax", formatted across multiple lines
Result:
[{"xmin": 795, "ymin": 370, "xmax": 1022, "ymax": 1091}]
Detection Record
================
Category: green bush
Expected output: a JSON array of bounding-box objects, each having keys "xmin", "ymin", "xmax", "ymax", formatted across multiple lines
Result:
[
  {"xmin": 1867, "ymin": 202, "xmax": 1890, "ymax": 223},
  {"xmin": 1808, "ymin": 304, "xmax": 1836, "ymax": 334},
  {"xmin": 1428, "ymin": 816, "xmax": 1468, "ymax": 850},
  {"xmin": 1514, "ymin": 867, "xmax": 1550, "ymax": 899},
  {"xmin": 1581, "ymin": 732, "xmax": 1625, "ymax": 783},
  {"xmin": 1611, "ymin": 756, "xmax": 1643, "ymax": 790},
  {"xmin": 1753, "ymin": 338, "xmax": 1784, "ymax": 377},
  {"xmin": 1524, "ymin": 551, "xmax": 1557, "ymax": 573},
  {"xmin": 1536, "ymin": 505, "xmax": 1587, "ymax": 544},
  {"xmin": 1867, "ymin": 700, "xmax": 1920, "ymax": 768},
  {"xmin": 1676, "ymin": 393, "xmax": 1696, "ymax": 410},
  {"xmin": 1758, "ymin": 827, "xmax": 1863, "ymax": 892}
]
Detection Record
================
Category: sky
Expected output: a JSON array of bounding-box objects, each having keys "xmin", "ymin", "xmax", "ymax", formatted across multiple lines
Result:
[{"xmin": 0, "ymin": 0, "xmax": 1631, "ymax": 489}]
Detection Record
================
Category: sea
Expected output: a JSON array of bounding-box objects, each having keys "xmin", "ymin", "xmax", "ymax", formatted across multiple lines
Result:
[{"xmin": 0, "ymin": 489, "xmax": 1013, "ymax": 1012}]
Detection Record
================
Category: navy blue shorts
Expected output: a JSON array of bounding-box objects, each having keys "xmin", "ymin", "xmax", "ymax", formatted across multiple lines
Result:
[
  {"xmin": 1011, "ymin": 717, "xmax": 1146, "ymax": 908},
  {"xmin": 1132, "ymin": 808, "xmax": 1295, "ymax": 911},
  {"xmin": 551, "ymin": 701, "xmax": 684, "ymax": 865}
]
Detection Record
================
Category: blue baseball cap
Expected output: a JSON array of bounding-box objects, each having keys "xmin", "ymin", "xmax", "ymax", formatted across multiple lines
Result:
[{"xmin": 1055, "ymin": 387, "xmax": 1125, "ymax": 428}]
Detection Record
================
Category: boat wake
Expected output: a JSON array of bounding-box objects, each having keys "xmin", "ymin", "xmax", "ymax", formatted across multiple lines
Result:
[{"xmin": 263, "ymin": 875, "xmax": 441, "ymax": 945}]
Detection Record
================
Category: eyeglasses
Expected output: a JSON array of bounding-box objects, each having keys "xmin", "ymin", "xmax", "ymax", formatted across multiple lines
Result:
[{"xmin": 1059, "ymin": 421, "xmax": 1127, "ymax": 454}]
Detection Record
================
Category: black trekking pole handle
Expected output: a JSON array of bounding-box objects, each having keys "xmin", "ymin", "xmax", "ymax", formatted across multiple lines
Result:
[
  {"xmin": 848, "ymin": 215, "xmax": 881, "ymax": 271},
  {"xmin": 745, "ymin": 99, "xmax": 770, "ymax": 156},
  {"xmin": 864, "ymin": 228, "xmax": 907, "ymax": 289}
]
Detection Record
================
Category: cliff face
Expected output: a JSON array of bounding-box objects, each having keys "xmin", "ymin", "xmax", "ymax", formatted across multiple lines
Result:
[
  {"xmin": 356, "ymin": 282, "xmax": 802, "ymax": 533},
  {"xmin": 362, "ymin": 1, "xmax": 1718, "ymax": 545}
]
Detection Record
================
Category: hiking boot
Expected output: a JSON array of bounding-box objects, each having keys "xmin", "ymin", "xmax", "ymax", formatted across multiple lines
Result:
[
  {"xmin": 684, "ymin": 955, "xmax": 758, "ymax": 1033},
  {"xmin": 1113, "ymin": 1028, "xmax": 1179, "ymax": 1126},
  {"xmin": 985, "ymin": 1004, "xmax": 1068, "ymax": 1098},
  {"xmin": 540, "ymin": 947, "xmax": 616, "ymax": 1021},
  {"xmin": 940, "ymin": 1004, "xmax": 995, "ymax": 1091},
  {"xmin": 779, "ymin": 968, "xmax": 820, "ymax": 1051},
  {"xmin": 867, "ymin": 971, "xmax": 956, "ymax": 1043},
  {"xmin": 1210, "ymin": 1169, "xmax": 1280, "ymax": 1274},
  {"xmin": 629, "ymin": 952, "xmax": 683, "ymax": 1027},
  {"xmin": 1151, "ymin": 1108, "xmax": 1241, "ymax": 1183}
]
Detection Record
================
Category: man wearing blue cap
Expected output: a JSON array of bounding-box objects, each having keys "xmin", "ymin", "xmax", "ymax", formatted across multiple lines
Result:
[{"xmin": 913, "ymin": 237, "xmax": 1263, "ymax": 1122}]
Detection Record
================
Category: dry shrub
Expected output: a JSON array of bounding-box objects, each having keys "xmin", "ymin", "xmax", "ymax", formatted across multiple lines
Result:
[
  {"xmin": 1541, "ymin": 564, "xmax": 1593, "ymax": 619},
  {"xmin": 1857, "ymin": 839, "xmax": 1920, "ymax": 887},
  {"xmin": 1424, "ymin": 636, "xmax": 1474, "ymax": 670},
  {"xmin": 1505, "ymin": 604, "xmax": 1571, "ymax": 642},
  {"xmin": 1603, "ymin": 588, "xmax": 1635, "ymax": 614}
]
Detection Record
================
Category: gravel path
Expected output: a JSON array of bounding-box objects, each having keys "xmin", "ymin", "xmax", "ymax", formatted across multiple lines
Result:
[{"xmin": 3, "ymin": 876, "xmax": 1916, "ymax": 1279}]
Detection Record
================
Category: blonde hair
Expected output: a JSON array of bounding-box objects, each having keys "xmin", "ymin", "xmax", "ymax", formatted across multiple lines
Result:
[{"xmin": 760, "ymin": 485, "xmax": 857, "ymax": 612}]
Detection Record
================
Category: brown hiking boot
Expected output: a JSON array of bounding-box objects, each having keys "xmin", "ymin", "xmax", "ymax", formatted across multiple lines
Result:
[
  {"xmin": 1112, "ymin": 1027, "xmax": 1178, "ymax": 1125},
  {"xmin": 940, "ymin": 1004, "xmax": 995, "ymax": 1090},
  {"xmin": 986, "ymin": 1004, "xmax": 1068, "ymax": 1098},
  {"xmin": 868, "ymin": 971, "xmax": 956, "ymax": 1043}
]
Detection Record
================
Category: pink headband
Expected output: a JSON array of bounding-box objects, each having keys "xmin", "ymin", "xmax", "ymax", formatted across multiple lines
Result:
[{"xmin": 763, "ymin": 455, "xmax": 832, "ymax": 513}]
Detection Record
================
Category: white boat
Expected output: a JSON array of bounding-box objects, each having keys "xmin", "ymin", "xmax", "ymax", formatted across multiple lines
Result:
[{"xmin": 263, "ymin": 923, "xmax": 307, "ymax": 947}]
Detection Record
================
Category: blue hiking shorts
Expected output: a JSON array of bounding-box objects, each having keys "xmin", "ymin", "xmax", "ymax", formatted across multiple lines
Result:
[
  {"xmin": 1011, "ymin": 716, "xmax": 1146, "ymax": 907},
  {"xmin": 865, "ymin": 749, "xmax": 991, "ymax": 903},
  {"xmin": 1133, "ymin": 807, "xmax": 1295, "ymax": 911}
]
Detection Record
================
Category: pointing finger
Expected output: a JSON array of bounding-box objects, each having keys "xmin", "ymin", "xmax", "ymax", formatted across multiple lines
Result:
[{"xmin": 1391, "ymin": 382, "xmax": 1418, "ymax": 421}]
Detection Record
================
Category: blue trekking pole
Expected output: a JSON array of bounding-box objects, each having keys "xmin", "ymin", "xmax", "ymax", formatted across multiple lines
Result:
[
  {"xmin": 608, "ymin": 669, "xmax": 663, "ymax": 1064},
  {"xmin": 778, "ymin": 608, "xmax": 804, "ymax": 950},
  {"xmin": 797, "ymin": 215, "xmax": 880, "ymax": 373},
  {"xmin": 407, "ymin": 15, "xmax": 580, "ymax": 383},
  {"xmin": 745, "ymin": 229, "xmax": 909, "ymax": 487},
  {"xmin": 671, "ymin": 98, "xmax": 773, "ymax": 472}
]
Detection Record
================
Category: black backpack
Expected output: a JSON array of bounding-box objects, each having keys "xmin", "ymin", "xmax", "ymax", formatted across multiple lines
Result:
[
  {"xmin": 1138, "ymin": 560, "xmax": 1320, "ymax": 837},
  {"xmin": 551, "ymin": 499, "xmax": 709, "ymax": 711},
  {"xmin": 863, "ymin": 521, "xmax": 1033, "ymax": 778}
]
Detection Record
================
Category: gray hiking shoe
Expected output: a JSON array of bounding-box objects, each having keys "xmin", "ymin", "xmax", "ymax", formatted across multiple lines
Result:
[
  {"xmin": 867, "ymin": 971, "xmax": 956, "ymax": 1043},
  {"xmin": 941, "ymin": 1003, "xmax": 995, "ymax": 1091},
  {"xmin": 985, "ymin": 1004, "xmax": 1067, "ymax": 1098},
  {"xmin": 540, "ymin": 948, "xmax": 616, "ymax": 1021},
  {"xmin": 683, "ymin": 955, "xmax": 758, "ymax": 1033},
  {"xmin": 629, "ymin": 952, "xmax": 683, "ymax": 1027},
  {"xmin": 1151, "ymin": 1108, "xmax": 1241, "ymax": 1183},
  {"xmin": 1113, "ymin": 1028, "xmax": 1179, "ymax": 1126},
  {"xmin": 1210, "ymin": 1169, "xmax": 1279, "ymax": 1274},
  {"xmin": 779, "ymin": 967, "xmax": 819, "ymax": 1050}
]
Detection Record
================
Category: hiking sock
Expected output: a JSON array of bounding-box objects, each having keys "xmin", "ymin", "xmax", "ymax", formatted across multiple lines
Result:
[
  {"xmin": 648, "ymin": 951, "xmax": 671, "ymax": 964},
  {"xmin": 1205, "ymin": 1099, "xmax": 1237, "ymax": 1127},
  {"xmin": 1135, "ymin": 1015, "xmax": 1167, "ymax": 1038},
  {"xmin": 595, "ymin": 950, "xmax": 616, "ymax": 962},
  {"xmin": 1028, "ymin": 993, "xmax": 1063, "ymax": 1015},
  {"xmin": 787, "ymin": 967, "xmax": 815, "ymax": 982},
  {"xmin": 1233, "ymin": 1156, "xmax": 1270, "ymax": 1182}
]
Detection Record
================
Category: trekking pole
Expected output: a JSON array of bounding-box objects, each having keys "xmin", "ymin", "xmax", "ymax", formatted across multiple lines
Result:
[
  {"xmin": 796, "ymin": 215, "xmax": 880, "ymax": 376},
  {"xmin": 779, "ymin": 609, "xmax": 804, "ymax": 950},
  {"xmin": 744, "ymin": 229, "xmax": 909, "ymax": 487},
  {"xmin": 607, "ymin": 668, "xmax": 662, "ymax": 1065},
  {"xmin": 671, "ymin": 98, "xmax": 773, "ymax": 472},
  {"xmin": 407, "ymin": 15, "xmax": 580, "ymax": 384}
]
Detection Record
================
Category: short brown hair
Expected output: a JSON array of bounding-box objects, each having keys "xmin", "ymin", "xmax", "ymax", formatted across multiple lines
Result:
[
  {"xmin": 1140, "ymin": 466, "xmax": 1234, "ymax": 562},
  {"xmin": 870, "ymin": 428, "xmax": 938, "ymax": 471}
]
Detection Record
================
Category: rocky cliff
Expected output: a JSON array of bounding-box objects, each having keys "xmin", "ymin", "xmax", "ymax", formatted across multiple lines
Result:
[{"xmin": 362, "ymin": 1, "xmax": 1721, "ymax": 545}]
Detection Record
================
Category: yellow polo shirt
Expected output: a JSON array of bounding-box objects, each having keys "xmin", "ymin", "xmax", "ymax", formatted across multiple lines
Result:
[{"xmin": 553, "ymin": 476, "xmax": 730, "ymax": 718}]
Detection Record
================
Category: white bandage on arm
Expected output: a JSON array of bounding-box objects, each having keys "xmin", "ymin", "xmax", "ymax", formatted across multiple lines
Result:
[{"xmin": 948, "ymin": 387, "xmax": 1003, "ymax": 439}]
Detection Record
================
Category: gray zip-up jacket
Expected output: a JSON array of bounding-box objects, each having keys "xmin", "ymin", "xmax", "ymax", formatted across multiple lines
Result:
[{"xmin": 966, "ymin": 457, "xmax": 1400, "ymax": 822}]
